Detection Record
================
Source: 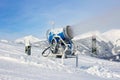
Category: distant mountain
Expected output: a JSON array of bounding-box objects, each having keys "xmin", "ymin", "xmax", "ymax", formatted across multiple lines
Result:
[
  {"xmin": 102, "ymin": 29, "xmax": 120, "ymax": 55},
  {"xmin": 102, "ymin": 29, "xmax": 120, "ymax": 44},
  {"xmin": 73, "ymin": 29, "xmax": 120, "ymax": 44},
  {"xmin": 15, "ymin": 35, "xmax": 48, "ymax": 49},
  {"xmin": 15, "ymin": 35, "xmax": 41, "ymax": 44},
  {"xmin": 73, "ymin": 31, "xmax": 108, "ymax": 42},
  {"xmin": 73, "ymin": 31, "xmax": 113, "ymax": 58},
  {"xmin": 0, "ymin": 39, "xmax": 9, "ymax": 43}
]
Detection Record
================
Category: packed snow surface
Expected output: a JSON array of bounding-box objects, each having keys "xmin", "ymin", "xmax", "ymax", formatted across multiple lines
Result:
[{"xmin": 0, "ymin": 41, "xmax": 120, "ymax": 80}]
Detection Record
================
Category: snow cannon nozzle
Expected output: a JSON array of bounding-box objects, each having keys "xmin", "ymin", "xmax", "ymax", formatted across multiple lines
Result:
[{"xmin": 63, "ymin": 25, "xmax": 73, "ymax": 40}]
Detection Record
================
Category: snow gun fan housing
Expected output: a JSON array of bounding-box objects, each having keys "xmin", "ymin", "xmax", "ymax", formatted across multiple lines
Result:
[{"xmin": 47, "ymin": 25, "xmax": 73, "ymax": 44}]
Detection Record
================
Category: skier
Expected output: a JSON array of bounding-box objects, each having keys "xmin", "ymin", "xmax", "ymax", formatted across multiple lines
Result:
[{"xmin": 24, "ymin": 38, "xmax": 31, "ymax": 55}]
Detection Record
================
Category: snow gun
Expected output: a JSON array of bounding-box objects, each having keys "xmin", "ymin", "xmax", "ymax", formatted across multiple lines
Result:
[{"xmin": 42, "ymin": 25, "xmax": 75, "ymax": 58}]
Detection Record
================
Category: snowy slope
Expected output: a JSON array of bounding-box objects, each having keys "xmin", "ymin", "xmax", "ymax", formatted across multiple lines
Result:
[
  {"xmin": 0, "ymin": 41, "xmax": 120, "ymax": 80},
  {"xmin": 0, "ymin": 30, "xmax": 120, "ymax": 80}
]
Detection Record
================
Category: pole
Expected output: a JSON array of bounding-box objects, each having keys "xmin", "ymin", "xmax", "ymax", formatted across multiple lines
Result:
[
  {"xmin": 61, "ymin": 53, "xmax": 65, "ymax": 65},
  {"xmin": 76, "ymin": 53, "xmax": 78, "ymax": 67}
]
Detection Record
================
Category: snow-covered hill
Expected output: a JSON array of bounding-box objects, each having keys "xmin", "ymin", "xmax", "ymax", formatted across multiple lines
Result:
[
  {"xmin": 73, "ymin": 31, "xmax": 114, "ymax": 59},
  {"xmin": 73, "ymin": 31, "xmax": 109, "ymax": 44},
  {"xmin": 73, "ymin": 29, "xmax": 120, "ymax": 44},
  {"xmin": 15, "ymin": 35, "xmax": 41, "ymax": 44},
  {"xmin": 0, "ymin": 40, "xmax": 120, "ymax": 80},
  {"xmin": 102, "ymin": 29, "xmax": 120, "ymax": 44},
  {"xmin": 14, "ymin": 35, "xmax": 48, "ymax": 49},
  {"xmin": 0, "ymin": 39, "xmax": 9, "ymax": 43}
]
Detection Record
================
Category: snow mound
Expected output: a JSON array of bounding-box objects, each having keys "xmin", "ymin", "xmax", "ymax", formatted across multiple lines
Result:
[
  {"xmin": 86, "ymin": 65, "xmax": 120, "ymax": 78},
  {"xmin": 15, "ymin": 35, "xmax": 41, "ymax": 44}
]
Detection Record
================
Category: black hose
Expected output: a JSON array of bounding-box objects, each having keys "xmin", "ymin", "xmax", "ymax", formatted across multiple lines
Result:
[{"xmin": 42, "ymin": 46, "xmax": 51, "ymax": 57}]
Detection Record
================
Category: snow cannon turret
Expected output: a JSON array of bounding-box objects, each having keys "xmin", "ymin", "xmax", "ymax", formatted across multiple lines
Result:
[{"xmin": 42, "ymin": 25, "xmax": 75, "ymax": 58}]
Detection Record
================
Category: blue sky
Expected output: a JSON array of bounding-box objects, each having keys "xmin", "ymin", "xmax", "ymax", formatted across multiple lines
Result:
[{"xmin": 0, "ymin": 0, "xmax": 120, "ymax": 40}]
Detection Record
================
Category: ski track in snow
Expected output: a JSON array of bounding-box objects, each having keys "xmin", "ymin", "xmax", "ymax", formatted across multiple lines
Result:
[{"xmin": 0, "ymin": 42, "xmax": 120, "ymax": 80}]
